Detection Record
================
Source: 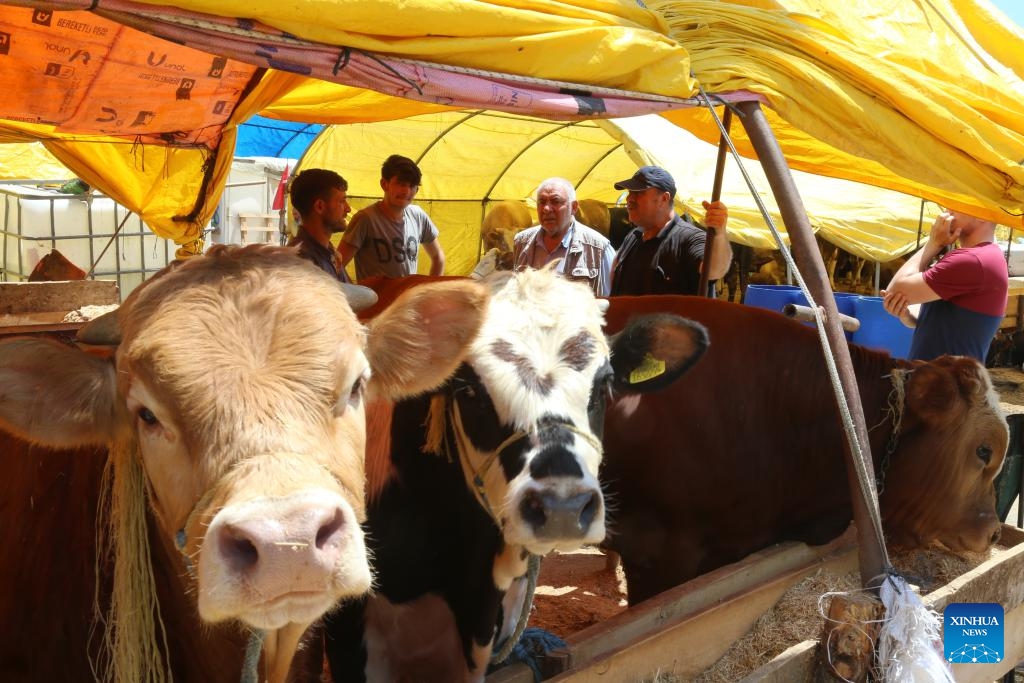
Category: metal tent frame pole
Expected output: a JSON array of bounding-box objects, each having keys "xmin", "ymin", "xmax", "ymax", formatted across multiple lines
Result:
[{"xmin": 735, "ymin": 100, "xmax": 888, "ymax": 587}]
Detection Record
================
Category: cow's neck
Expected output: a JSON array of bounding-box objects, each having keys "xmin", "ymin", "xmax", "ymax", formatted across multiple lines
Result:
[
  {"xmin": 852, "ymin": 350, "xmax": 912, "ymax": 479},
  {"xmin": 372, "ymin": 394, "xmax": 513, "ymax": 672}
]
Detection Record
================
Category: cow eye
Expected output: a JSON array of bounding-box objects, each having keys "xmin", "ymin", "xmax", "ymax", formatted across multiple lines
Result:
[
  {"xmin": 977, "ymin": 445, "xmax": 993, "ymax": 465},
  {"xmin": 349, "ymin": 375, "xmax": 366, "ymax": 405},
  {"xmin": 137, "ymin": 406, "xmax": 159, "ymax": 427}
]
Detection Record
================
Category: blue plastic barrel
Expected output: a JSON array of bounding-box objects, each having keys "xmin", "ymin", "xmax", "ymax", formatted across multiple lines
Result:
[
  {"xmin": 743, "ymin": 284, "xmax": 804, "ymax": 312},
  {"xmin": 851, "ymin": 296, "xmax": 914, "ymax": 359},
  {"xmin": 743, "ymin": 285, "xmax": 857, "ymax": 339},
  {"xmin": 832, "ymin": 292, "xmax": 858, "ymax": 340}
]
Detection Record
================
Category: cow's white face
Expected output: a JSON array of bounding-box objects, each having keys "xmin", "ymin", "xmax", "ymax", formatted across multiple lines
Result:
[
  {"xmin": 432, "ymin": 268, "xmax": 708, "ymax": 594},
  {"xmin": 456, "ymin": 271, "xmax": 611, "ymax": 558}
]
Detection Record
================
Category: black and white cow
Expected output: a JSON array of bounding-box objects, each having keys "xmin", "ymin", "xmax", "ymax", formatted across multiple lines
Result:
[{"xmin": 323, "ymin": 269, "xmax": 709, "ymax": 682}]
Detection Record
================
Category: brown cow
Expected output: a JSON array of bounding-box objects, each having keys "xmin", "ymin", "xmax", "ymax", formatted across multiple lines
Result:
[
  {"xmin": 0, "ymin": 245, "xmax": 488, "ymax": 682},
  {"xmin": 576, "ymin": 198, "xmax": 610, "ymax": 238},
  {"xmin": 601, "ymin": 295, "xmax": 1007, "ymax": 605}
]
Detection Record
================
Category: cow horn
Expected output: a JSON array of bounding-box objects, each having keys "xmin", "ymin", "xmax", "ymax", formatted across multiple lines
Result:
[
  {"xmin": 76, "ymin": 308, "xmax": 122, "ymax": 345},
  {"xmin": 341, "ymin": 283, "xmax": 378, "ymax": 312}
]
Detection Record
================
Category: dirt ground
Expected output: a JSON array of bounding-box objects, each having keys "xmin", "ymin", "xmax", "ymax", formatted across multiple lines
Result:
[
  {"xmin": 989, "ymin": 366, "xmax": 1024, "ymax": 415},
  {"xmin": 529, "ymin": 546, "xmax": 627, "ymax": 638}
]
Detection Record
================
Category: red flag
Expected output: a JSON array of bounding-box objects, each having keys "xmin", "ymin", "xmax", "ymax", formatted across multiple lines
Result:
[{"xmin": 272, "ymin": 163, "xmax": 290, "ymax": 211}]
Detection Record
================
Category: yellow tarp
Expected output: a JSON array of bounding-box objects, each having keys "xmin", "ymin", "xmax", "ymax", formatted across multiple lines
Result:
[
  {"xmin": 654, "ymin": 0, "xmax": 1024, "ymax": 227},
  {"xmin": 0, "ymin": 0, "xmax": 1021, "ymax": 249}
]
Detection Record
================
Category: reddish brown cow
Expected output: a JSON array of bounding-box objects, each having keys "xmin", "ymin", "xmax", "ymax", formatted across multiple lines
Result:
[
  {"xmin": 0, "ymin": 245, "xmax": 488, "ymax": 682},
  {"xmin": 601, "ymin": 295, "xmax": 1008, "ymax": 605}
]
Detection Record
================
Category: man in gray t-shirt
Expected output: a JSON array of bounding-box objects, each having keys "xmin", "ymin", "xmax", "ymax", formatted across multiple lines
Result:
[{"xmin": 340, "ymin": 154, "xmax": 445, "ymax": 280}]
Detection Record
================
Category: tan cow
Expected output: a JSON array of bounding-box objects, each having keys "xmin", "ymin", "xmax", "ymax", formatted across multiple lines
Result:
[
  {"xmin": 0, "ymin": 245, "xmax": 488, "ymax": 683},
  {"xmin": 576, "ymin": 198, "xmax": 610, "ymax": 238},
  {"xmin": 481, "ymin": 200, "xmax": 533, "ymax": 270}
]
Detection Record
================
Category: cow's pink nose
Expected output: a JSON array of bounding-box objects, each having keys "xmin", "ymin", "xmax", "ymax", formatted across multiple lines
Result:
[
  {"xmin": 214, "ymin": 502, "xmax": 348, "ymax": 580},
  {"xmin": 218, "ymin": 505, "xmax": 346, "ymax": 573}
]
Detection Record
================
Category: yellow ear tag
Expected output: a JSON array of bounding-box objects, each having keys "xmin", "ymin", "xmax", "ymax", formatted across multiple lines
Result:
[{"xmin": 629, "ymin": 354, "xmax": 666, "ymax": 384}]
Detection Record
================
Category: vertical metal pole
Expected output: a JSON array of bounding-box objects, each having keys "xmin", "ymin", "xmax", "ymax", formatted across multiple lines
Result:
[
  {"xmin": 736, "ymin": 101, "xmax": 888, "ymax": 587},
  {"xmin": 916, "ymin": 198, "xmax": 925, "ymax": 249},
  {"xmin": 698, "ymin": 108, "xmax": 733, "ymax": 298}
]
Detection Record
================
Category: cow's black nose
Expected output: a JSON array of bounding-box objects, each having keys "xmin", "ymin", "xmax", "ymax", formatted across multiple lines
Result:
[{"xmin": 521, "ymin": 490, "xmax": 600, "ymax": 538}]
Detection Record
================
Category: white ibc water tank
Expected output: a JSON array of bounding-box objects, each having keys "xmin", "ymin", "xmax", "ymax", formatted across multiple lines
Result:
[{"xmin": 0, "ymin": 184, "xmax": 172, "ymax": 294}]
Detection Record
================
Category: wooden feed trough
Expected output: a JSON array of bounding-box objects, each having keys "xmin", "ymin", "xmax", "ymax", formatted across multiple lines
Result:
[
  {"xmin": 0, "ymin": 280, "xmax": 118, "ymax": 335},
  {"xmin": 487, "ymin": 525, "xmax": 1024, "ymax": 682}
]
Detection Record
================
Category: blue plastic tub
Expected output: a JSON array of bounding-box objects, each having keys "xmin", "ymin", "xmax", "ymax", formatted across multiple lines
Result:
[
  {"xmin": 851, "ymin": 296, "xmax": 914, "ymax": 359},
  {"xmin": 743, "ymin": 285, "xmax": 857, "ymax": 339},
  {"xmin": 743, "ymin": 284, "xmax": 804, "ymax": 312}
]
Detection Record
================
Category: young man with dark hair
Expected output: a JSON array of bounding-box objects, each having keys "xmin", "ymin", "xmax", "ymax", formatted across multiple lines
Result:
[
  {"xmin": 340, "ymin": 154, "xmax": 445, "ymax": 280},
  {"xmin": 287, "ymin": 168, "xmax": 352, "ymax": 283}
]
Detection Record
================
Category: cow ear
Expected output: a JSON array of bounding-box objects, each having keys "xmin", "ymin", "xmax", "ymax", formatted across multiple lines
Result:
[
  {"xmin": 905, "ymin": 356, "xmax": 991, "ymax": 426},
  {"xmin": 364, "ymin": 280, "xmax": 489, "ymax": 401},
  {"xmin": 0, "ymin": 338, "xmax": 119, "ymax": 448},
  {"xmin": 904, "ymin": 361, "xmax": 962, "ymax": 427},
  {"xmin": 609, "ymin": 314, "xmax": 709, "ymax": 394}
]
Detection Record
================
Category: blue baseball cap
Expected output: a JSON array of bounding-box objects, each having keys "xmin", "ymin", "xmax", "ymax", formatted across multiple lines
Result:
[{"xmin": 614, "ymin": 166, "xmax": 677, "ymax": 198}]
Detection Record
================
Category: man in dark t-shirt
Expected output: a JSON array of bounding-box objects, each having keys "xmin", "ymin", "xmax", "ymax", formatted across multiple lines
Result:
[
  {"xmin": 610, "ymin": 166, "xmax": 732, "ymax": 296},
  {"xmin": 882, "ymin": 209, "xmax": 1007, "ymax": 362}
]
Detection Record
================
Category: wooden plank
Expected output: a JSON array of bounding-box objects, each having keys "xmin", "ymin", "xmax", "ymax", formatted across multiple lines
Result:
[
  {"xmin": 0, "ymin": 280, "xmax": 118, "ymax": 314},
  {"xmin": 737, "ymin": 604, "xmax": 1024, "ymax": 683},
  {"xmin": 722, "ymin": 525, "xmax": 1024, "ymax": 682},
  {"xmin": 486, "ymin": 532, "xmax": 857, "ymax": 683},
  {"xmin": 546, "ymin": 548, "xmax": 858, "ymax": 682},
  {"xmin": 568, "ymin": 528, "xmax": 857, "ymax": 665},
  {"xmin": 491, "ymin": 526, "xmax": 1024, "ymax": 683},
  {"xmin": 739, "ymin": 640, "xmax": 817, "ymax": 683},
  {"xmin": 925, "ymin": 531, "xmax": 1024, "ymax": 612},
  {"xmin": 542, "ymin": 539, "xmax": 859, "ymax": 682}
]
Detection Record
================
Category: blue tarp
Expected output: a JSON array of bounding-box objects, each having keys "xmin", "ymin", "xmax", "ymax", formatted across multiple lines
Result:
[{"xmin": 235, "ymin": 115, "xmax": 323, "ymax": 159}]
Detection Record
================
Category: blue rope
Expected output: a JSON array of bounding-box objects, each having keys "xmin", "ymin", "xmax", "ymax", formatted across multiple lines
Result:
[{"xmin": 500, "ymin": 627, "xmax": 567, "ymax": 682}]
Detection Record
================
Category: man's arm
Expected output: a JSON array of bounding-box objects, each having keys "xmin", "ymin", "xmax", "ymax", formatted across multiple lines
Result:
[
  {"xmin": 424, "ymin": 238, "xmax": 446, "ymax": 276},
  {"xmin": 700, "ymin": 200, "xmax": 733, "ymax": 280},
  {"xmin": 338, "ymin": 213, "xmax": 364, "ymax": 267},
  {"xmin": 338, "ymin": 241, "xmax": 357, "ymax": 267},
  {"xmin": 881, "ymin": 211, "xmax": 957, "ymax": 319}
]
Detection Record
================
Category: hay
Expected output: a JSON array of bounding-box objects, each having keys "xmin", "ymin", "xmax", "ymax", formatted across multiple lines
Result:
[
  {"xmin": 692, "ymin": 544, "xmax": 997, "ymax": 683},
  {"xmin": 695, "ymin": 568, "xmax": 856, "ymax": 683},
  {"xmin": 90, "ymin": 437, "xmax": 171, "ymax": 683}
]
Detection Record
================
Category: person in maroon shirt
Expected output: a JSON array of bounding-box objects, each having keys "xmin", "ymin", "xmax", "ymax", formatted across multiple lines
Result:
[{"xmin": 882, "ymin": 209, "xmax": 1008, "ymax": 362}]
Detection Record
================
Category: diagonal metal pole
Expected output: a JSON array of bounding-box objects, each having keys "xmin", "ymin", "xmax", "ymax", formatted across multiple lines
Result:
[{"xmin": 734, "ymin": 100, "xmax": 888, "ymax": 588}]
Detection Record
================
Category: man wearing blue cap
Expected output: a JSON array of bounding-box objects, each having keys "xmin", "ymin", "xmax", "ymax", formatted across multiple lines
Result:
[{"xmin": 610, "ymin": 165, "xmax": 732, "ymax": 296}]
